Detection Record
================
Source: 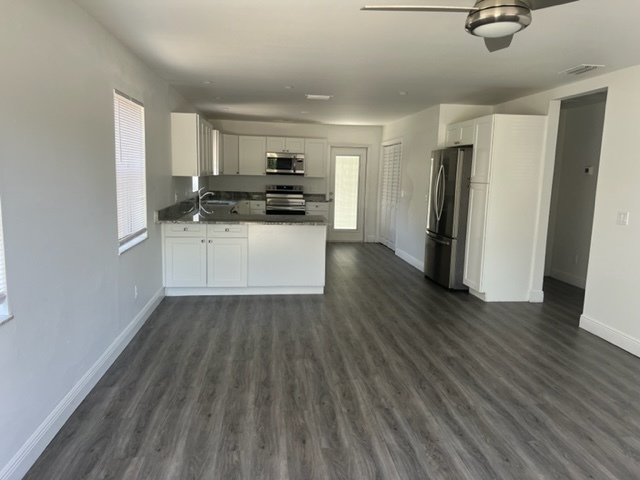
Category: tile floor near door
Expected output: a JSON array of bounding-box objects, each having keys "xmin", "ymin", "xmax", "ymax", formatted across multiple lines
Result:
[{"xmin": 25, "ymin": 244, "xmax": 640, "ymax": 479}]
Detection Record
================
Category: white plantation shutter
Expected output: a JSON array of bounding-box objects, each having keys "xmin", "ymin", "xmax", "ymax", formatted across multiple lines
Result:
[
  {"xmin": 0, "ymin": 196, "xmax": 7, "ymax": 312},
  {"xmin": 114, "ymin": 90, "xmax": 147, "ymax": 253}
]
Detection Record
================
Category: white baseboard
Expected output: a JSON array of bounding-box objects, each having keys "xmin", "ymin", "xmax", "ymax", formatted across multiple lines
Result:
[
  {"xmin": 550, "ymin": 269, "xmax": 586, "ymax": 289},
  {"xmin": 366, "ymin": 235, "xmax": 378, "ymax": 243},
  {"xmin": 395, "ymin": 248, "xmax": 423, "ymax": 272},
  {"xmin": 165, "ymin": 286, "xmax": 323, "ymax": 296},
  {"xmin": 580, "ymin": 314, "xmax": 640, "ymax": 359},
  {"xmin": 529, "ymin": 290, "xmax": 545, "ymax": 303},
  {"xmin": 0, "ymin": 288, "xmax": 165, "ymax": 480}
]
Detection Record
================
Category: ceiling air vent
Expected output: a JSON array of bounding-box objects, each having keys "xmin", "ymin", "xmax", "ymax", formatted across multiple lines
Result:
[{"xmin": 560, "ymin": 64, "xmax": 605, "ymax": 76}]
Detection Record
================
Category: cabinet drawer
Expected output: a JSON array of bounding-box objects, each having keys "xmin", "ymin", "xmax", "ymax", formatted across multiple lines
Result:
[
  {"xmin": 207, "ymin": 224, "xmax": 248, "ymax": 237},
  {"xmin": 306, "ymin": 202, "xmax": 329, "ymax": 212},
  {"xmin": 164, "ymin": 224, "xmax": 206, "ymax": 237}
]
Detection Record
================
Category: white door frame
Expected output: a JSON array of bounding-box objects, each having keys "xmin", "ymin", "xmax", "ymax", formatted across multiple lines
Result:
[{"xmin": 328, "ymin": 147, "xmax": 368, "ymax": 242}]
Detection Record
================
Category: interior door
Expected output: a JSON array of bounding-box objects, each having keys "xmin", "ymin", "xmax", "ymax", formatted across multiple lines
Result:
[
  {"xmin": 328, "ymin": 147, "xmax": 367, "ymax": 242},
  {"xmin": 379, "ymin": 142, "xmax": 402, "ymax": 250}
]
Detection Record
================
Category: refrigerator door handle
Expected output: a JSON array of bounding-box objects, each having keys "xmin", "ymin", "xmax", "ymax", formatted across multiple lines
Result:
[
  {"xmin": 427, "ymin": 233, "xmax": 451, "ymax": 246},
  {"xmin": 434, "ymin": 165, "xmax": 444, "ymax": 221},
  {"xmin": 438, "ymin": 167, "xmax": 446, "ymax": 220}
]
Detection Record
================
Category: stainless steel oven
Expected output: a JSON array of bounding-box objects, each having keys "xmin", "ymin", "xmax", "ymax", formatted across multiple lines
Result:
[
  {"xmin": 266, "ymin": 152, "xmax": 305, "ymax": 175},
  {"xmin": 265, "ymin": 185, "xmax": 306, "ymax": 215}
]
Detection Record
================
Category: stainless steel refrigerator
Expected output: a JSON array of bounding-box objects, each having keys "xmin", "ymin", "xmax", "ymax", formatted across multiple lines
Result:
[{"xmin": 424, "ymin": 146, "xmax": 473, "ymax": 290}]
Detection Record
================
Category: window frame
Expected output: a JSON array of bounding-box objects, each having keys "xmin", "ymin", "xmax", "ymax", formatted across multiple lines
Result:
[
  {"xmin": 0, "ymin": 195, "xmax": 12, "ymax": 325},
  {"xmin": 113, "ymin": 89, "xmax": 148, "ymax": 255}
]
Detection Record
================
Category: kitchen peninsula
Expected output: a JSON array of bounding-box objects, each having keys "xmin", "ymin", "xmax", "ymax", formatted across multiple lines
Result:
[{"xmin": 157, "ymin": 199, "xmax": 328, "ymax": 296}]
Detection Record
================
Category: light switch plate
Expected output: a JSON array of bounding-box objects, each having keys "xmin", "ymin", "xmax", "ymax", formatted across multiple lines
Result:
[{"xmin": 617, "ymin": 211, "xmax": 630, "ymax": 226}]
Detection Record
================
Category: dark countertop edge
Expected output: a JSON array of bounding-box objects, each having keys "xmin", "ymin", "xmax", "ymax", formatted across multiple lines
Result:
[{"xmin": 158, "ymin": 214, "xmax": 328, "ymax": 226}]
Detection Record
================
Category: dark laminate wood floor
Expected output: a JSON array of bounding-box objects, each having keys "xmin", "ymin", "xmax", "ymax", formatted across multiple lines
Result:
[{"xmin": 25, "ymin": 244, "xmax": 640, "ymax": 479}]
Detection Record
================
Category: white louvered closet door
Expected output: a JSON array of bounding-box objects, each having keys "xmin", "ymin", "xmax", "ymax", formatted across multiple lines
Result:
[{"xmin": 379, "ymin": 143, "xmax": 402, "ymax": 250}]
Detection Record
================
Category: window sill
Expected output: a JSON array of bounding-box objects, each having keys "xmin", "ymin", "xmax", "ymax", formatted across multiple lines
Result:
[
  {"xmin": 118, "ymin": 231, "xmax": 148, "ymax": 255},
  {"xmin": 0, "ymin": 314, "xmax": 14, "ymax": 327}
]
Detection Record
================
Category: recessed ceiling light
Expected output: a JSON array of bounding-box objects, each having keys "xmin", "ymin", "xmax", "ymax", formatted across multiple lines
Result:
[
  {"xmin": 284, "ymin": 85, "xmax": 294, "ymax": 90},
  {"xmin": 221, "ymin": 107, "xmax": 230, "ymax": 111},
  {"xmin": 305, "ymin": 94, "xmax": 333, "ymax": 101},
  {"xmin": 214, "ymin": 96, "xmax": 222, "ymax": 100},
  {"xmin": 398, "ymin": 91, "xmax": 408, "ymax": 96},
  {"xmin": 202, "ymin": 80, "xmax": 213, "ymax": 85},
  {"xmin": 300, "ymin": 111, "xmax": 308, "ymax": 114}
]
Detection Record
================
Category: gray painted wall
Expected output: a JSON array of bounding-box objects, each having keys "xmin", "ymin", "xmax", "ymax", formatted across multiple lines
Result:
[{"xmin": 0, "ymin": 0, "xmax": 193, "ymax": 476}]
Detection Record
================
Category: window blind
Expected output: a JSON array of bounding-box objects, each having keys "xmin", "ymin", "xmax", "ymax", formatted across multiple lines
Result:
[
  {"xmin": 0, "ymin": 196, "xmax": 7, "ymax": 308},
  {"xmin": 114, "ymin": 90, "xmax": 147, "ymax": 253}
]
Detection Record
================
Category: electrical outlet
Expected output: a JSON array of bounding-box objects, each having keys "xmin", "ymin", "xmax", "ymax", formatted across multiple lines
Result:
[
  {"xmin": 617, "ymin": 211, "xmax": 630, "ymax": 226},
  {"xmin": 134, "ymin": 285, "xmax": 138, "ymax": 299}
]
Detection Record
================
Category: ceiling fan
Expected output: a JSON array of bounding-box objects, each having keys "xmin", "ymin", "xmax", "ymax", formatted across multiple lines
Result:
[{"xmin": 361, "ymin": 0, "xmax": 579, "ymax": 52}]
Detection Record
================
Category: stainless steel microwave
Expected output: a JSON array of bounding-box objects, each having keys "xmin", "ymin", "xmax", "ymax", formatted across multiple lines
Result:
[{"xmin": 266, "ymin": 152, "xmax": 305, "ymax": 175}]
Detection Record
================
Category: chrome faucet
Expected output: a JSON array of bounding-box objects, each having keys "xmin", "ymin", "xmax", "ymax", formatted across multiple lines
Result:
[{"xmin": 198, "ymin": 187, "xmax": 216, "ymax": 214}]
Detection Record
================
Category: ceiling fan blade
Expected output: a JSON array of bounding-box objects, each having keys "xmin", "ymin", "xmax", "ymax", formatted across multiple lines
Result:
[
  {"xmin": 361, "ymin": 5, "xmax": 473, "ymax": 13},
  {"xmin": 527, "ymin": 0, "xmax": 579, "ymax": 10},
  {"xmin": 484, "ymin": 35, "xmax": 514, "ymax": 52}
]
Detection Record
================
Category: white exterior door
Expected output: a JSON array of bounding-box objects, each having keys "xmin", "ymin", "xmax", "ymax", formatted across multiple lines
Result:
[{"xmin": 328, "ymin": 147, "xmax": 367, "ymax": 242}]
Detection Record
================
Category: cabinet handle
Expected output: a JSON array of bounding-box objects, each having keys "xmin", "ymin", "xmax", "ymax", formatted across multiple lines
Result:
[
  {"xmin": 225, "ymin": 228, "xmax": 230, "ymax": 232},
  {"xmin": 201, "ymin": 239, "xmax": 205, "ymax": 243},
  {"xmin": 184, "ymin": 227, "xmax": 189, "ymax": 231},
  {"xmin": 208, "ymin": 240, "xmax": 213, "ymax": 243}
]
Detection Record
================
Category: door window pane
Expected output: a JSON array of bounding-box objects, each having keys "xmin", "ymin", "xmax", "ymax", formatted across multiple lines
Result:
[{"xmin": 334, "ymin": 155, "xmax": 360, "ymax": 230}]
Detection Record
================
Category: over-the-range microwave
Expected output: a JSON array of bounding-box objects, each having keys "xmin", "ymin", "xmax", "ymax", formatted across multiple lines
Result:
[{"xmin": 266, "ymin": 152, "xmax": 305, "ymax": 175}]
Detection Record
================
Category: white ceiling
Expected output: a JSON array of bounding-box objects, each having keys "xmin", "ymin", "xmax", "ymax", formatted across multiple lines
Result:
[{"xmin": 74, "ymin": 0, "xmax": 640, "ymax": 126}]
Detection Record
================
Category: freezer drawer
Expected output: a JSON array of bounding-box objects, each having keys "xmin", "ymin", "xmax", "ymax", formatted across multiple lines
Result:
[{"xmin": 424, "ymin": 233, "xmax": 467, "ymax": 290}]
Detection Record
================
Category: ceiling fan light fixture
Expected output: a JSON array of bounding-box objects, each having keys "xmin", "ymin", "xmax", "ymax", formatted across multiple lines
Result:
[{"xmin": 465, "ymin": 5, "xmax": 532, "ymax": 38}]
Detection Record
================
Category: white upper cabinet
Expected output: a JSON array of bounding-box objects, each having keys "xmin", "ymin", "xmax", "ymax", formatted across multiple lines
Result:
[
  {"xmin": 445, "ymin": 120, "xmax": 474, "ymax": 147},
  {"xmin": 470, "ymin": 116, "xmax": 494, "ymax": 183},
  {"xmin": 221, "ymin": 134, "xmax": 239, "ymax": 175},
  {"xmin": 238, "ymin": 136, "xmax": 267, "ymax": 175},
  {"xmin": 304, "ymin": 138, "xmax": 327, "ymax": 178},
  {"xmin": 171, "ymin": 113, "xmax": 219, "ymax": 176},
  {"xmin": 266, "ymin": 137, "xmax": 305, "ymax": 153}
]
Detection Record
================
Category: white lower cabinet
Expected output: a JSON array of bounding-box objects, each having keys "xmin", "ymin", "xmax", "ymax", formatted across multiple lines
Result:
[
  {"xmin": 164, "ymin": 236, "xmax": 207, "ymax": 287},
  {"xmin": 463, "ymin": 183, "xmax": 488, "ymax": 292},
  {"xmin": 164, "ymin": 224, "xmax": 247, "ymax": 288},
  {"xmin": 207, "ymin": 238, "xmax": 248, "ymax": 287},
  {"xmin": 163, "ymin": 222, "xmax": 327, "ymax": 295}
]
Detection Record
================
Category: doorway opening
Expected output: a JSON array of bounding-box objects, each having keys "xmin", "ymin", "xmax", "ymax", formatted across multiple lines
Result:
[
  {"xmin": 328, "ymin": 147, "xmax": 367, "ymax": 242},
  {"xmin": 544, "ymin": 90, "xmax": 607, "ymax": 316}
]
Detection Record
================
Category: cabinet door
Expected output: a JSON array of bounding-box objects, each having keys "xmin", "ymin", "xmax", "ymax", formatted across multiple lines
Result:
[
  {"xmin": 170, "ymin": 113, "xmax": 199, "ymax": 177},
  {"xmin": 238, "ymin": 136, "xmax": 267, "ymax": 175},
  {"xmin": 463, "ymin": 183, "xmax": 489, "ymax": 292},
  {"xmin": 222, "ymin": 134, "xmax": 239, "ymax": 175},
  {"xmin": 460, "ymin": 122, "xmax": 475, "ymax": 145},
  {"xmin": 285, "ymin": 137, "xmax": 305, "ymax": 153},
  {"xmin": 207, "ymin": 238, "xmax": 248, "ymax": 287},
  {"xmin": 471, "ymin": 117, "xmax": 494, "ymax": 183},
  {"xmin": 445, "ymin": 120, "xmax": 474, "ymax": 147},
  {"xmin": 164, "ymin": 237, "xmax": 207, "ymax": 287},
  {"xmin": 445, "ymin": 125, "xmax": 460, "ymax": 147},
  {"xmin": 266, "ymin": 137, "xmax": 286, "ymax": 152},
  {"xmin": 304, "ymin": 138, "xmax": 327, "ymax": 177}
]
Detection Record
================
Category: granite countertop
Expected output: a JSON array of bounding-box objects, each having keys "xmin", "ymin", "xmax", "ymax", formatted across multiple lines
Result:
[{"xmin": 156, "ymin": 199, "xmax": 328, "ymax": 226}]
